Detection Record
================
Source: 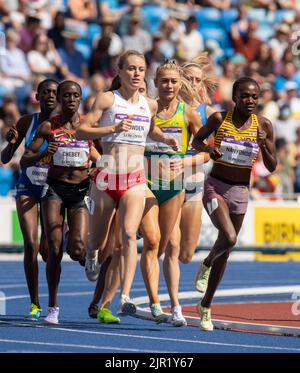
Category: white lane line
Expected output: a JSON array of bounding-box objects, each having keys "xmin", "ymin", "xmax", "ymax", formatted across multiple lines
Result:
[
  {"xmin": 0, "ymin": 287, "xmax": 163, "ymax": 301},
  {"xmin": 133, "ymin": 285, "xmax": 300, "ymax": 306},
  {"xmin": 0, "ymin": 338, "xmax": 165, "ymax": 353},
  {"xmin": 0, "ymin": 320, "xmax": 299, "ymax": 352}
]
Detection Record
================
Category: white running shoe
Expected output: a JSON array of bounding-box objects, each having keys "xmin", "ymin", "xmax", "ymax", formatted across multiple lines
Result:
[
  {"xmin": 194, "ymin": 262, "xmax": 211, "ymax": 293},
  {"xmin": 169, "ymin": 305, "xmax": 187, "ymax": 327},
  {"xmin": 44, "ymin": 306, "xmax": 59, "ymax": 324},
  {"xmin": 197, "ymin": 302, "xmax": 214, "ymax": 331},
  {"xmin": 118, "ymin": 294, "xmax": 136, "ymax": 315},
  {"xmin": 85, "ymin": 256, "xmax": 100, "ymax": 282}
]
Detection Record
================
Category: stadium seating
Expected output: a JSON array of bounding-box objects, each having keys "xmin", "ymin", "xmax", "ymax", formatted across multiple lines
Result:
[
  {"xmin": 194, "ymin": 7, "xmax": 222, "ymax": 29},
  {"xmin": 142, "ymin": 5, "xmax": 169, "ymax": 33}
]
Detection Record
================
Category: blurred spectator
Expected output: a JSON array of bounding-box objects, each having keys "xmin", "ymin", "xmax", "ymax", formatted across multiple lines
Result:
[
  {"xmin": 231, "ymin": 19, "xmax": 262, "ymax": 62},
  {"xmin": 0, "ymin": 28, "xmax": 32, "ymax": 113},
  {"xmin": 58, "ymin": 28, "xmax": 89, "ymax": 85},
  {"xmin": 18, "ymin": 14, "xmax": 42, "ymax": 53},
  {"xmin": 89, "ymin": 73, "xmax": 107, "ymax": 96},
  {"xmin": 145, "ymin": 32, "xmax": 166, "ymax": 67},
  {"xmin": 217, "ymin": 60, "xmax": 236, "ymax": 109},
  {"xmin": 269, "ymin": 23, "xmax": 290, "ymax": 61},
  {"xmin": 195, "ymin": 0, "xmax": 231, "ymax": 9},
  {"xmin": 122, "ymin": 14, "xmax": 152, "ymax": 54},
  {"xmin": 28, "ymin": 0, "xmax": 53, "ymax": 29},
  {"xmin": 254, "ymin": 43, "xmax": 276, "ymax": 79},
  {"xmin": 89, "ymin": 35, "xmax": 115, "ymax": 78},
  {"xmin": 176, "ymin": 15, "xmax": 204, "ymax": 62},
  {"xmin": 0, "ymin": 94, "xmax": 20, "ymax": 129},
  {"xmin": 67, "ymin": 0, "xmax": 98, "ymax": 23},
  {"xmin": 116, "ymin": 0, "xmax": 151, "ymax": 36},
  {"xmin": 230, "ymin": 3, "xmax": 249, "ymax": 38},
  {"xmin": 274, "ymin": 81, "xmax": 300, "ymax": 144},
  {"xmin": 48, "ymin": 11, "xmax": 66, "ymax": 49},
  {"xmin": 274, "ymin": 63, "xmax": 299, "ymax": 97},
  {"xmin": 258, "ymin": 82, "xmax": 279, "ymax": 122},
  {"xmin": 272, "ymin": 137, "xmax": 295, "ymax": 197},
  {"xmin": 94, "ymin": 13, "xmax": 123, "ymax": 57},
  {"xmin": 27, "ymin": 33, "xmax": 61, "ymax": 77},
  {"xmin": 145, "ymin": 32, "xmax": 167, "ymax": 97},
  {"xmin": 293, "ymin": 126, "xmax": 300, "ymax": 192}
]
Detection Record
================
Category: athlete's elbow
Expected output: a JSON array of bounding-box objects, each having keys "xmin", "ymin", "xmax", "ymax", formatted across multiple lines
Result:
[{"xmin": 267, "ymin": 159, "xmax": 277, "ymax": 173}]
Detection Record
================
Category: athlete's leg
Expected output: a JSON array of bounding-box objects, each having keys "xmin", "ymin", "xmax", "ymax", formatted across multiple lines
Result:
[
  {"xmin": 41, "ymin": 198, "xmax": 64, "ymax": 307},
  {"xmin": 88, "ymin": 216, "xmax": 117, "ymax": 312},
  {"xmin": 201, "ymin": 213, "xmax": 245, "ymax": 308},
  {"xmin": 163, "ymin": 212, "xmax": 181, "ymax": 308},
  {"xmin": 66, "ymin": 207, "xmax": 89, "ymax": 262},
  {"xmin": 158, "ymin": 191, "xmax": 184, "ymax": 257},
  {"xmin": 39, "ymin": 206, "xmax": 48, "ymax": 262},
  {"xmin": 87, "ymin": 183, "xmax": 116, "ymax": 262},
  {"xmin": 118, "ymin": 184, "xmax": 146, "ymax": 298},
  {"xmin": 203, "ymin": 198, "xmax": 239, "ymax": 268},
  {"xmin": 16, "ymin": 195, "xmax": 40, "ymax": 307},
  {"xmin": 179, "ymin": 199, "xmax": 203, "ymax": 263},
  {"xmin": 100, "ymin": 246, "xmax": 122, "ymax": 309},
  {"xmin": 140, "ymin": 188, "xmax": 161, "ymax": 305}
]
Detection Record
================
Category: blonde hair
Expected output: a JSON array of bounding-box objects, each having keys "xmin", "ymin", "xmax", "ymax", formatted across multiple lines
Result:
[
  {"xmin": 155, "ymin": 59, "xmax": 200, "ymax": 105},
  {"xmin": 182, "ymin": 52, "xmax": 218, "ymax": 105}
]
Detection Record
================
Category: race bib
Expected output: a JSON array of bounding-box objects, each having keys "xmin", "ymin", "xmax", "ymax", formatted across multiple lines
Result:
[
  {"xmin": 219, "ymin": 137, "xmax": 259, "ymax": 167},
  {"xmin": 52, "ymin": 144, "xmax": 89, "ymax": 167},
  {"xmin": 146, "ymin": 127, "xmax": 182, "ymax": 153},
  {"xmin": 26, "ymin": 164, "xmax": 49, "ymax": 185},
  {"xmin": 109, "ymin": 113, "xmax": 150, "ymax": 144}
]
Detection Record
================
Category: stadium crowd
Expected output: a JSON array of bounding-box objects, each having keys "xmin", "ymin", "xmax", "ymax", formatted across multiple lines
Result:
[{"xmin": 0, "ymin": 0, "xmax": 300, "ymax": 199}]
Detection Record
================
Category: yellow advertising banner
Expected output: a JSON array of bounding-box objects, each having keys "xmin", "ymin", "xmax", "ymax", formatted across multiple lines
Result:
[
  {"xmin": 254, "ymin": 206, "xmax": 300, "ymax": 261},
  {"xmin": 255, "ymin": 206, "xmax": 300, "ymax": 244}
]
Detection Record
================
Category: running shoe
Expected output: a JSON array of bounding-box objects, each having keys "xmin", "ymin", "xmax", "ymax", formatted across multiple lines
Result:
[
  {"xmin": 97, "ymin": 307, "xmax": 120, "ymax": 323},
  {"xmin": 85, "ymin": 256, "xmax": 100, "ymax": 282},
  {"xmin": 28, "ymin": 303, "xmax": 42, "ymax": 321},
  {"xmin": 197, "ymin": 302, "xmax": 213, "ymax": 331},
  {"xmin": 44, "ymin": 306, "xmax": 59, "ymax": 324},
  {"xmin": 150, "ymin": 303, "xmax": 169, "ymax": 324},
  {"xmin": 118, "ymin": 294, "xmax": 136, "ymax": 315},
  {"xmin": 88, "ymin": 303, "xmax": 99, "ymax": 319},
  {"xmin": 194, "ymin": 262, "xmax": 211, "ymax": 293},
  {"xmin": 169, "ymin": 305, "xmax": 187, "ymax": 327}
]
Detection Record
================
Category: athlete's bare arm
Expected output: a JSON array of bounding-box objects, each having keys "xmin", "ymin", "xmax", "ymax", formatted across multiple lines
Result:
[
  {"xmin": 147, "ymin": 97, "xmax": 178, "ymax": 150},
  {"xmin": 20, "ymin": 121, "xmax": 57, "ymax": 168},
  {"xmin": 1, "ymin": 115, "xmax": 32, "ymax": 164},
  {"xmin": 76, "ymin": 91, "xmax": 130, "ymax": 140},
  {"xmin": 185, "ymin": 106, "xmax": 210, "ymax": 166},
  {"xmin": 257, "ymin": 116, "xmax": 277, "ymax": 173},
  {"xmin": 192, "ymin": 111, "xmax": 225, "ymax": 160}
]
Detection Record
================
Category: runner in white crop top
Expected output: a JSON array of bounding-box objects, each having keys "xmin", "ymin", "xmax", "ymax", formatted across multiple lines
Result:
[
  {"xmin": 76, "ymin": 50, "xmax": 178, "ymax": 318},
  {"xmin": 100, "ymin": 90, "xmax": 151, "ymax": 146}
]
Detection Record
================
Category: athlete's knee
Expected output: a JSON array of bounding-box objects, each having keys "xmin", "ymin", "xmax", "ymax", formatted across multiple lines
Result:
[
  {"xmin": 68, "ymin": 240, "xmax": 86, "ymax": 261},
  {"xmin": 24, "ymin": 240, "xmax": 39, "ymax": 258},
  {"xmin": 123, "ymin": 228, "xmax": 139, "ymax": 244},
  {"xmin": 144, "ymin": 232, "xmax": 160, "ymax": 252},
  {"xmin": 179, "ymin": 252, "xmax": 193, "ymax": 264},
  {"xmin": 48, "ymin": 239, "xmax": 62, "ymax": 258},
  {"xmin": 224, "ymin": 232, "xmax": 237, "ymax": 248}
]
